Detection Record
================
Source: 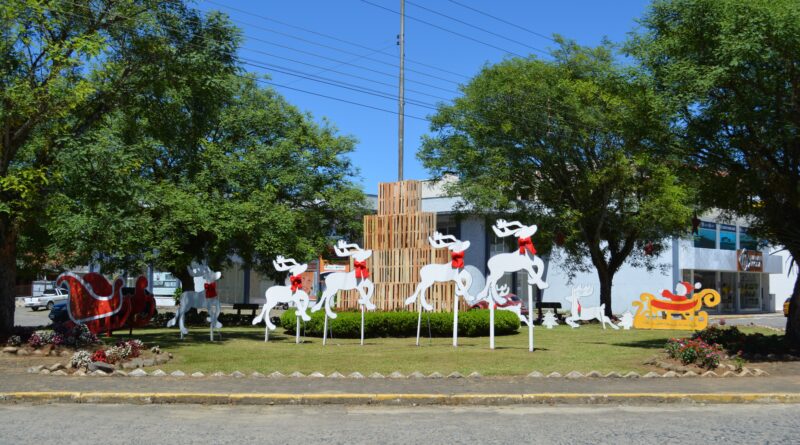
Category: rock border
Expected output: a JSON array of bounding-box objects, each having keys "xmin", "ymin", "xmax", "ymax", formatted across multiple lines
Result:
[{"xmin": 26, "ymin": 367, "xmax": 769, "ymax": 378}]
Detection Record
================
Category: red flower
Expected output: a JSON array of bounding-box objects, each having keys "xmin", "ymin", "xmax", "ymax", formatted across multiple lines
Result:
[{"xmin": 92, "ymin": 349, "xmax": 107, "ymax": 363}]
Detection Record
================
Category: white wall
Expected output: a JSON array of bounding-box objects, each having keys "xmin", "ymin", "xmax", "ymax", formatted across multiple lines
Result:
[
  {"xmin": 769, "ymin": 249, "xmax": 798, "ymax": 310},
  {"xmin": 541, "ymin": 247, "xmax": 675, "ymax": 315}
]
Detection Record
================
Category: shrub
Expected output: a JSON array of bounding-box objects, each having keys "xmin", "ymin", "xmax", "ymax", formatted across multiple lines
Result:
[
  {"xmin": 91, "ymin": 349, "xmax": 108, "ymax": 363},
  {"xmin": 6, "ymin": 335, "xmax": 22, "ymax": 347},
  {"xmin": 280, "ymin": 309, "xmax": 520, "ymax": 338},
  {"xmin": 692, "ymin": 326, "xmax": 791, "ymax": 356},
  {"xmin": 665, "ymin": 338, "xmax": 724, "ymax": 369},
  {"xmin": 70, "ymin": 351, "xmax": 92, "ymax": 369}
]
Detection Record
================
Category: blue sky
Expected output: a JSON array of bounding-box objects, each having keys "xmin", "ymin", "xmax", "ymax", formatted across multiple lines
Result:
[{"xmin": 195, "ymin": 0, "xmax": 651, "ymax": 194}]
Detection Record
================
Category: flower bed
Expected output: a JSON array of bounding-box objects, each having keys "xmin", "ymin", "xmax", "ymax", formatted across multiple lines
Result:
[{"xmin": 665, "ymin": 337, "xmax": 724, "ymax": 369}]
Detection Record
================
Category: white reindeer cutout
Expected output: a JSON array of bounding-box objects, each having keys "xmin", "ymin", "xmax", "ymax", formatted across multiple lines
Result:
[
  {"xmin": 166, "ymin": 264, "xmax": 223, "ymax": 340},
  {"xmin": 311, "ymin": 240, "xmax": 376, "ymax": 345},
  {"xmin": 476, "ymin": 219, "xmax": 549, "ymax": 351},
  {"xmin": 564, "ymin": 285, "xmax": 619, "ymax": 330},
  {"xmin": 404, "ymin": 231, "xmax": 473, "ymax": 347},
  {"xmin": 252, "ymin": 256, "xmax": 312, "ymax": 343}
]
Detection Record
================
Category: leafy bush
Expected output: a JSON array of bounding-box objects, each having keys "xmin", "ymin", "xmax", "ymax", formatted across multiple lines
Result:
[
  {"xmin": 6, "ymin": 335, "xmax": 21, "ymax": 347},
  {"xmin": 692, "ymin": 326, "xmax": 792, "ymax": 356},
  {"xmin": 70, "ymin": 350, "xmax": 92, "ymax": 369},
  {"xmin": 151, "ymin": 311, "xmax": 253, "ymax": 327},
  {"xmin": 665, "ymin": 338, "xmax": 724, "ymax": 369},
  {"xmin": 280, "ymin": 309, "xmax": 520, "ymax": 338}
]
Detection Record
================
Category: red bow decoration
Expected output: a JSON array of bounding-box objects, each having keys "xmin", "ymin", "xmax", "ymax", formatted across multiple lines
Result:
[
  {"xmin": 290, "ymin": 275, "xmax": 303, "ymax": 292},
  {"xmin": 204, "ymin": 282, "xmax": 218, "ymax": 299},
  {"xmin": 451, "ymin": 251, "xmax": 465, "ymax": 269},
  {"xmin": 354, "ymin": 260, "xmax": 369, "ymax": 279},
  {"xmin": 518, "ymin": 236, "xmax": 537, "ymax": 255}
]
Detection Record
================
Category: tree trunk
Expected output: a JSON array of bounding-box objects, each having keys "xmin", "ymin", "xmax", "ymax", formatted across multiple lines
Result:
[
  {"xmin": 785, "ymin": 272, "xmax": 800, "ymax": 349},
  {"xmin": 597, "ymin": 268, "xmax": 615, "ymax": 318},
  {"xmin": 0, "ymin": 223, "xmax": 17, "ymax": 335}
]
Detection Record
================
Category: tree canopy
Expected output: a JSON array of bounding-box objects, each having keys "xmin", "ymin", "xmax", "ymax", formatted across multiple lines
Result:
[
  {"xmin": 419, "ymin": 40, "xmax": 693, "ymax": 314},
  {"xmin": 0, "ymin": 0, "xmax": 365, "ymax": 333},
  {"xmin": 627, "ymin": 0, "xmax": 800, "ymax": 342}
]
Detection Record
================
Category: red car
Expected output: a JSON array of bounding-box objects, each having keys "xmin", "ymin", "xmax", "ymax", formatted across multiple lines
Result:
[{"xmin": 470, "ymin": 293, "xmax": 529, "ymax": 317}]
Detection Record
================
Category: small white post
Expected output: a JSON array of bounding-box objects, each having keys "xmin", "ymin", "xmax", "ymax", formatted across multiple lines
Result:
[
  {"xmin": 528, "ymin": 283, "xmax": 534, "ymax": 352},
  {"xmin": 453, "ymin": 295, "xmax": 459, "ymax": 347},
  {"xmin": 264, "ymin": 325, "xmax": 269, "ymax": 342},
  {"xmin": 360, "ymin": 305, "xmax": 365, "ymax": 346},
  {"xmin": 323, "ymin": 313, "xmax": 328, "ymax": 346},
  {"xmin": 295, "ymin": 316, "xmax": 300, "ymax": 344},
  {"xmin": 416, "ymin": 303, "xmax": 422, "ymax": 346},
  {"xmin": 489, "ymin": 301, "xmax": 495, "ymax": 350}
]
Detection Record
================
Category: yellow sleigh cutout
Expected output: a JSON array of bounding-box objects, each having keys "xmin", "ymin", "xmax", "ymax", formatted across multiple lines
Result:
[{"xmin": 632, "ymin": 288, "xmax": 721, "ymax": 330}]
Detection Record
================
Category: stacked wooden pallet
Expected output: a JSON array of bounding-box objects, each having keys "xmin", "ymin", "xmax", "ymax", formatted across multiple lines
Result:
[{"xmin": 339, "ymin": 180, "xmax": 466, "ymax": 312}]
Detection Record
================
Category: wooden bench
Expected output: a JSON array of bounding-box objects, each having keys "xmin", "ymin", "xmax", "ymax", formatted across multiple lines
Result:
[
  {"xmin": 233, "ymin": 303, "xmax": 259, "ymax": 316},
  {"xmin": 535, "ymin": 302, "xmax": 564, "ymax": 324}
]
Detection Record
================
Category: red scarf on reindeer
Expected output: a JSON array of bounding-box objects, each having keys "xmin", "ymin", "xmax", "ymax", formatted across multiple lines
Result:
[
  {"xmin": 354, "ymin": 260, "xmax": 369, "ymax": 279},
  {"xmin": 204, "ymin": 282, "xmax": 218, "ymax": 299},
  {"xmin": 290, "ymin": 275, "xmax": 303, "ymax": 292},
  {"xmin": 518, "ymin": 236, "xmax": 537, "ymax": 255},
  {"xmin": 451, "ymin": 251, "xmax": 465, "ymax": 269}
]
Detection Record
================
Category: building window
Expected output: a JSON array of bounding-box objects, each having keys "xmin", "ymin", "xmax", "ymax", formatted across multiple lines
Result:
[
  {"xmin": 719, "ymin": 224, "xmax": 737, "ymax": 250},
  {"xmin": 436, "ymin": 214, "xmax": 460, "ymax": 239},
  {"xmin": 739, "ymin": 273, "xmax": 761, "ymax": 310},
  {"xmin": 694, "ymin": 221, "xmax": 717, "ymax": 249},
  {"xmin": 739, "ymin": 227, "xmax": 760, "ymax": 251}
]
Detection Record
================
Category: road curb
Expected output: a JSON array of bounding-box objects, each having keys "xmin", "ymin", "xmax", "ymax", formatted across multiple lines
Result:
[{"xmin": 2, "ymin": 391, "xmax": 800, "ymax": 406}]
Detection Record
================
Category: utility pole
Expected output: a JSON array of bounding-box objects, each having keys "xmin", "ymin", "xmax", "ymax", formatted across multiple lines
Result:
[{"xmin": 397, "ymin": 0, "xmax": 405, "ymax": 181}]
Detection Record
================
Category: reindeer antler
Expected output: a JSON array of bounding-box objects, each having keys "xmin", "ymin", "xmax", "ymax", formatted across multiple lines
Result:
[
  {"xmin": 492, "ymin": 219, "xmax": 525, "ymax": 238},
  {"xmin": 428, "ymin": 231, "xmax": 459, "ymax": 248},
  {"xmin": 572, "ymin": 285, "xmax": 593, "ymax": 298},
  {"xmin": 273, "ymin": 256, "xmax": 299, "ymax": 272},
  {"xmin": 334, "ymin": 239, "xmax": 363, "ymax": 257}
]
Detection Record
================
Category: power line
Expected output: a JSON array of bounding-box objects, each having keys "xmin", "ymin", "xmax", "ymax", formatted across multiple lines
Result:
[
  {"xmin": 253, "ymin": 46, "xmax": 453, "ymax": 102},
  {"xmin": 359, "ymin": 0, "xmax": 527, "ymax": 58},
  {"xmin": 239, "ymin": 57, "xmax": 440, "ymax": 110},
  {"xmin": 283, "ymin": 41, "xmax": 394, "ymax": 87},
  {"xmin": 236, "ymin": 44, "xmax": 459, "ymax": 95},
  {"xmin": 446, "ymin": 0, "xmax": 557, "ymax": 43},
  {"xmin": 405, "ymin": 0, "xmax": 550, "ymax": 57},
  {"xmin": 57, "ymin": 3, "xmax": 432, "ymax": 122},
  {"xmin": 232, "ymin": 31, "xmax": 462, "ymax": 89},
  {"xmin": 248, "ymin": 75, "xmax": 430, "ymax": 121},
  {"xmin": 217, "ymin": 14, "xmax": 461, "ymax": 85},
  {"xmin": 204, "ymin": 0, "xmax": 471, "ymax": 80}
]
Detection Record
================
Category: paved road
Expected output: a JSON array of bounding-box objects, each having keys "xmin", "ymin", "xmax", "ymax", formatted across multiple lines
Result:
[
  {"xmin": 710, "ymin": 314, "xmax": 787, "ymax": 330},
  {"xmin": 13, "ymin": 307, "xmax": 51, "ymax": 328},
  {"xmin": 0, "ymin": 403, "xmax": 796, "ymax": 444}
]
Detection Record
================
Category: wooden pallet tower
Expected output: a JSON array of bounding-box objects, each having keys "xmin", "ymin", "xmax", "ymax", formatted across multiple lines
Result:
[{"xmin": 339, "ymin": 180, "xmax": 466, "ymax": 312}]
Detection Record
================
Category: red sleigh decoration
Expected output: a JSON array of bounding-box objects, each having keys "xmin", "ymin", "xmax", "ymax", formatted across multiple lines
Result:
[{"xmin": 56, "ymin": 272, "xmax": 156, "ymax": 335}]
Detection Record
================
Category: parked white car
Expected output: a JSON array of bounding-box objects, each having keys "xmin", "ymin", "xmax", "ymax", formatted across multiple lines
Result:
[{"xmin": 24, "ymin": 288, "xmax": 69, "ymax": 311}]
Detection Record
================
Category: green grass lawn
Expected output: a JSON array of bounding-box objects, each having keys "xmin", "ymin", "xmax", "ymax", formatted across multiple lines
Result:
[{"xmin": 121, "ymin": 324, "xmax": 757, "ymax": 376}]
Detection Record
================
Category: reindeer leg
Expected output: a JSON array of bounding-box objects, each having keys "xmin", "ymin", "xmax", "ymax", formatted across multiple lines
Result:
[{"xmin": 357, "ymin": 280, "xmax": 376, "ymax": 310}]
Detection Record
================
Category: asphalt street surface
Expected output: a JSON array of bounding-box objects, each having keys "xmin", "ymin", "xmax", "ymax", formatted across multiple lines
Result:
[{"xmin": 0, "ymin": 403, "xmax": 797, "ymax": 444}]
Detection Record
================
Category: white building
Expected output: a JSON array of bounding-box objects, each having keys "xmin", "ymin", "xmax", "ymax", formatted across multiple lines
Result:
[{"xmin": 370, "ymin": 180, "xmax": 795, "ymax": 315}]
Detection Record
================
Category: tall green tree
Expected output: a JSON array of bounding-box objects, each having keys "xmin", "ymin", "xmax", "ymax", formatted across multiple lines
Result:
[
  {"xmin": 419, "ymin": 40, "xmax": 693, "ymax": 315},
  {"xmin": 628, "ymin": 0, "xmax": 800, "ymax": 343},
  {"xmin": 47, "ymin": 74, "xmax": 365, "ymax": 286},
  {"xmin": 1, "ymin": 0, "xmax": 240, "ymax": 333}
]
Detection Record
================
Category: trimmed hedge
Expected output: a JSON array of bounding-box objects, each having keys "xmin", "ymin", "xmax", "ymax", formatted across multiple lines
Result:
[{"xmin": 280, "ymin": 309, "xmax": 520, "ymax": 338}]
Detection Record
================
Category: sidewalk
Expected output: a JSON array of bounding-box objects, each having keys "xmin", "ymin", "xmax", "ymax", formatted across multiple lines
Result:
[{"xmin": 3, "ymin": 370, "xmax": 800, "ymax": 406}]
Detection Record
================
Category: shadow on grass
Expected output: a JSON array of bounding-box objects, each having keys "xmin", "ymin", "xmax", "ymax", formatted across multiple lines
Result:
[{"xmin": 608, "ymin": 338, "xmax": 668, "ymax": 350}]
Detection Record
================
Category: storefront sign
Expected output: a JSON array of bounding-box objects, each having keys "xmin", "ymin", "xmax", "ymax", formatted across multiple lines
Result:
[{"xmin": 737, "ymin": 249, "xmax": 763, "ymax": 272}]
